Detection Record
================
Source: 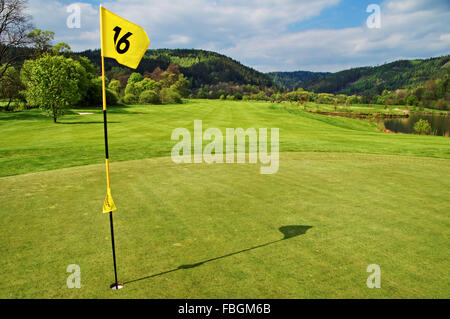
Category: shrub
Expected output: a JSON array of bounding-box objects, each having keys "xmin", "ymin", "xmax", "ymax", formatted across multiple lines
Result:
[
  {"xmin": 123, "ymin": 93, "xmax": 138, "ymax": 104},
  {"xmin": 407, "ymin": 95, "xmax": 418, "ymax": 106},
  {"xmin": 139, "ymin": 90, "xmax": 160, "ymax": 104},
  {"xmin": 317, "ymin": 93, "xmax": 334, "ymax": 104},
  {"xmin": 255, "ymin": 91, "xmax": 267, "ymax": 101},
  {"xmin": 81, "ymin": 78, "xmax": 119, "ymax": 106},
  {"xmin": 233, "ymin": 92, "xmax": 243, "ymax": 100},
  {"xmin": 435, "ymin": 98, "xmax": 448, "ymax": 110},
  {"xmin": 376, "ymin": 96, "xmax": 385, "ymax": 105},
  {"xmin": 414, "ymin": 119, "xmax": 432, "ymax": 135},
  {"xmin": 197, "ymin": 89, "xmax": 207, "ymax": 99},
  {"xmin": 127, "ymin": 72, "xmax": 143, "ymax": 85},
  {"xmin": 106, "ymin": 89, "xmax": 118, "ymax": 105},
  {"xmin": 347, "ymin": 95, "xmax": 360, "ymax": 105},
  {"xmin": 108, "ymin": 79, "xmax": 122, "ymax": 96},
  {"xmin": 286, "ymin": 91, "xmax": 298, "ymax": 102},
  {"xmin": 160, "ymin": 87, "xmax": 182, "ymax": 104}
]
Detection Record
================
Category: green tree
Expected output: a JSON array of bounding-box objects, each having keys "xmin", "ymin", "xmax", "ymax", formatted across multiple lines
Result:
[
  {"xmin": 197, "ymin": 88, "xmax": 207, "ymax": 99},
  {"xmin": 0, "ymin": 0, "xmax": 34, "ymax": 78},
  {"xmin": 233, "ymin": 92, "xmax": 243, "ymax": 100},
  {"xmin": 124, "ymin": 82, "xmax": 137, "ymax": 96},
  {"xmin": 139, "ymin": 90, "xmax": 160, "ymax": 104},
  {"xmin": 413, "ymin": 119, "xmax": 431, "ymax": 135},
  {"xmin": 160, "ymin": 87, "xmax": 181, "ymax": 104},
  {"xmin": 286, "ymin": 91, "xmax": 298, "ymax": 102},
  {"xmin": 134, "ymin": 78, "xmax": 159, "ymax": 96},
  {"xmin": 23, "ymin": 55, "xmax": 83, "ymax": 122},
  {"xmin": 171, "ymin": 74, "xmax": 189, "ymax": 97},
  {"xmin": 376, "ymin": 95, "xmax": 385, "ymax": 105},
  {"xmin": 336, "ymin": 94, "xmax": 347, "ymax": 104},
  {"xmin": 52, "ymin": 42, "xmax": 71, "ymax": 54},
  {"xmin": 27, "ymin": 29, "xmax": 55, "ymax": 53},
  {"xmin": 127, "ymin": 72, "xmax": 143, "ymax": 85},
  {"xmin": 108, "ymin": 79, "xmax": 122, "ymax": 96},
  {"xmin": 82, "ymin": 76, "xmax": 118, "ymax": 106},
  {"xmin": 0, "ymin": 65, "xmax": 23, "ymax": 110},
  {"xmin": 217, "ymin": 89, "xmax": 226, "ymax": 98},
  {"xmin": 406, "ymin": 94, "xmax": 419, "ymax": 106},
  {"xmin": 255, "ymin": 91, "xmax": 267, "ymax": 101},
  {"xmin": 123, "ymin": 93, "xmax": 138, "ymax": 104}
]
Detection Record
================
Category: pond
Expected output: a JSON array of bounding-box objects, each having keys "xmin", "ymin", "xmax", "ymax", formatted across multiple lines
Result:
[{"xmin": 384, "ymin": 113, "xmax": 450, "ymax": 136}]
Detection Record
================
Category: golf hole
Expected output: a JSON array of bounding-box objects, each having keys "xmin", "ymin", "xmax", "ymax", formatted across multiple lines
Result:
[{"xmin": 110, "ymin": 283, "xmax": 124, "ymax": 290}]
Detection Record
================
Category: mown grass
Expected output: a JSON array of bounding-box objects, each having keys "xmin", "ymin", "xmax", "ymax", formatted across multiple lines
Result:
[
  {"xmin": 1, "ymin": 100, "xmax": 449, "ymax": 177},
  {"xmin": 0, "ymin": 99, "xmax": 449, "ymax": 298}
]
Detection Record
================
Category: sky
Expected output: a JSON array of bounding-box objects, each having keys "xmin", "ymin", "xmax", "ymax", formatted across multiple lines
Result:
[{"xmin": 26, "ymin": 0, "xmax": 450, "ymax": 72}]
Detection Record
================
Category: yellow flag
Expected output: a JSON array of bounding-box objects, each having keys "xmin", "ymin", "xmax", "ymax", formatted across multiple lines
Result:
[
  {"xmin": 103, "ymin": 187, "xmax": 117, "ymax": 213},
  {"xmin": 100, "ymin": 6, "xmax": 150, "ymax": 69}
]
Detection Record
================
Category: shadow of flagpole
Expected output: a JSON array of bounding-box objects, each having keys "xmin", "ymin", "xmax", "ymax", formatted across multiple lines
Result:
[{"xmin": 124, "ymin": 225, "xmax": 312, "ymax": 285}]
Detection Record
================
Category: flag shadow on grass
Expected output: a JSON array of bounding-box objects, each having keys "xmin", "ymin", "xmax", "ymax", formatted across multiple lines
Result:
[{"xmin": 124, "ymin": 225, "xmax": 312, "ymax": 285}]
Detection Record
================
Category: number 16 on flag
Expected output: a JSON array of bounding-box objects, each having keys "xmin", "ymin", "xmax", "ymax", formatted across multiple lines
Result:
[{"xmin": 100, "ymin": 5, "xmax": 150, "ymax": 69}]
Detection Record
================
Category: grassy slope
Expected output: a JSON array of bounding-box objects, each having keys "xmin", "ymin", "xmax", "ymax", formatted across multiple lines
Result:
[{"xmin": 0, "ymin": 100, "xmax": 449, "ymax": 298}]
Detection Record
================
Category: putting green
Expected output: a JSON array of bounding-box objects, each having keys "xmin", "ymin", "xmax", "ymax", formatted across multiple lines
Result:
[{"xmin": 1, "ymin": 152, "xmax": 449, "ymax": 298}]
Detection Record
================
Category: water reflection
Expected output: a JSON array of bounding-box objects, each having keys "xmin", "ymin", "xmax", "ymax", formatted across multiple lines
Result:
[{"xmin": 384, "ymin": 114, "xmax": 450, "ymax": 136}]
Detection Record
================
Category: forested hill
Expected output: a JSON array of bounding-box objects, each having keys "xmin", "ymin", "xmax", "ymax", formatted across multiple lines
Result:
[
  {"xmin": 267, "ymin": 71, "xmax": 330, "ymax": 90},
  {"xmin": 297, "ymin": 55, "xmax": 450, "ymax": 95},
  {"xmin": 78, "ymin": 48, "xmax": 277, "ymax": 89},
  {"xmin": 7, "ymin": 46, "xmax": 448, "ymax": 95}
]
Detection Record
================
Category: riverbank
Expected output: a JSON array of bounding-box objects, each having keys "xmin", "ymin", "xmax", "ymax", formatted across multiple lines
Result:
[{"xmin": 272, "ymin": 102, "xmax": 450, "ymax": 136}]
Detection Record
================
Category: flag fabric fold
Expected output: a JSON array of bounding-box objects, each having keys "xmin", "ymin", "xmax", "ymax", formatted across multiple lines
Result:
[{"xmin": 103, "ymin": 187, "xmax": 117, "ymax": 213}]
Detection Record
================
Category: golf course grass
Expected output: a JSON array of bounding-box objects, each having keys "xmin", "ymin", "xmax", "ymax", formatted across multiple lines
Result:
[{"xmin": 1, "ymin": 100, "xmax": 449, "ymax": 298}]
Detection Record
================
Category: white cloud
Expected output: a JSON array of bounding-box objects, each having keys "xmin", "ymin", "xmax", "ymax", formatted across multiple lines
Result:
[
  {"xmin": 166, "ymin": 35, "xmax": 191, "ymax": 46},
  {"xmin": 26, "ymin": 0, "xmax": 450, "ymax": 72},
  {"xmin": 223, "ymin": 0, "xmax": 450, "ymax": 71},
  {"xmin": 27, "ymin": 0, "xmax": 340, "ymax": 50}
]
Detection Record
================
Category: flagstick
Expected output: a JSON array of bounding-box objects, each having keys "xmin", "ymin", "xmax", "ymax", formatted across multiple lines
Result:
[
  {"xmin": 109, "ymin": 208, "xmax": 119, "ymax": 289},
  {"xmin": 99, "ymin": 4, "xmax": 149, "ymax": 290},
  {"xmin": 100, "ymin": 5, "xmax": 121, "ymax": 289},
  {"xmin": 101, "ymin": 54, "xmax": 121, "ymax": 290}
]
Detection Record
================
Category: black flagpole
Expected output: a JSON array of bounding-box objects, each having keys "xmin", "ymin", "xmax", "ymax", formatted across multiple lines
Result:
[{"xmin": 101, "ymin": 53, "xmax": 120, "ymax": 290}]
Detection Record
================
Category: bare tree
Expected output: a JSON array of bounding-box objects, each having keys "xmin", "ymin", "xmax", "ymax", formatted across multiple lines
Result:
[{"xmin": 0, "ymin": 0, "xmax": 34, "ymax": 78}]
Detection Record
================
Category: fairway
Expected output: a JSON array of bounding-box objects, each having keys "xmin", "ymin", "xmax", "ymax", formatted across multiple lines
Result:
[{"xmin": 1, "ymin": 100, "xmax": 449, "ymax": 298}]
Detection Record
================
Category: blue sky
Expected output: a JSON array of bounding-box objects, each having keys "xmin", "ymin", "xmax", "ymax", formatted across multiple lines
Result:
[
  {"xmin": 27, "ymin": 0, "xmax": 450, "ymax": 72},
  {"xmin": 287, "ymin": 0, "xmax": 376, "ymax": 31}
]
